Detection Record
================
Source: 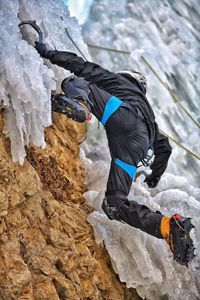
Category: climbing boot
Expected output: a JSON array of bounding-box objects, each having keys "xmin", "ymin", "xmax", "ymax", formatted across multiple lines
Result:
[
  {"xmin": 161, "ymin": 214, "xmax": 195, "ymax": 266},
  {"xmin": 51, "ymin": 94, "xmax": 92, "ymax": 123}
]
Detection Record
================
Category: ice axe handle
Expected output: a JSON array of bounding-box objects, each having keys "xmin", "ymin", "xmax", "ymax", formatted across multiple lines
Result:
[{"xmin": 18, "ymin": 20, "xmax": 45, "ymax": 44}]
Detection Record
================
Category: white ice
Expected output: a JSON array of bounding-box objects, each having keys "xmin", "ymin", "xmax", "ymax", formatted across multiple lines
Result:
[
  {"xmin": 68, "ymin": 0, "xmax": 93, "ymax": 25},
  {"xmin": 1, "ymin": 0, "xmax": 200, "ymax": 299},
  {"xmin": 82, "ymin": 0, "xmax": 200, "ymax": 187},
  {"xmin": 81, "ymin": 122, "xmax": 200, "ymax": 300},
  {"xmin": 0, "ymin": 0, "xmax": 89, "ymax": 164},
  {"xmin": 79, "ymin": 0, "xmax": 200, "ymax": 299}
]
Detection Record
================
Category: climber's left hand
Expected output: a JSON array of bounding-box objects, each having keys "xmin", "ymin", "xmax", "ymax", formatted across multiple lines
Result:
[{"xmin": 35, "ymin": 42, "xmax": 52, "ymax": 59}]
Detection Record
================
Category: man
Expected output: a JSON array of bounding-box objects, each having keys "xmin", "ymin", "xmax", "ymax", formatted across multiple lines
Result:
[{"xmin": 35, "ymin": 43, "xmax": 195, "ymax": 265}]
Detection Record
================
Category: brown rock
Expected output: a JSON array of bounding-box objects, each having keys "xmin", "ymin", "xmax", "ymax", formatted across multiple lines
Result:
[
  {"xmin": 0, "ymin": 112, "xmax": 140, "ymax": 300},
  {"xmin": 0, "ymin": 111, "xmax": 4, "ymax": 131}
]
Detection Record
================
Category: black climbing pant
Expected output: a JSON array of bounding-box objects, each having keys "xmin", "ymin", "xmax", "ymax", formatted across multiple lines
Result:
[{"xmin": 101, "ymin": 105, "xmax": 164, "ymax": 239}]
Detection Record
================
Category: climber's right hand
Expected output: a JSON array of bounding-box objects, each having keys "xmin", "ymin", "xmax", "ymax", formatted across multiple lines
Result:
[
  {"xmin": 35, "ymin": 42, "xmax": 52, "ymax": 59},
  {"xmin": 144, "ymin": 173, "xmax": 161, "ymax": 188}
]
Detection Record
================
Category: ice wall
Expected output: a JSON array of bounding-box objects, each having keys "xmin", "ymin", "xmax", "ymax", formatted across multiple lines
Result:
[
  {"xmin": 0, "ymin": 0, "xmax": 89, "ymax": 164},
  {"xmin": 68, "ymin": 0, "xmax": 93, "ymax": 25},
  {"xmin": 83, "ymin": 0, "xmax": 200, "ymax": 187},
  {"xmin": 81, "ymin": 123, "xmax": 200, "ymax": 300},
  {"xmin": 79, "ymin": 1, "xmax": 200, "ymax": 299}
]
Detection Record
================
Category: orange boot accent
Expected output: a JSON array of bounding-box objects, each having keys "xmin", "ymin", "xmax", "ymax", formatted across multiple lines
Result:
[
  {"xmin": 160, "ymin": 216, "xmax": 173, "ymax": 251},
  {"xmin": 160, "ymin": 216, "xmax": 170, "ymax": 238}
]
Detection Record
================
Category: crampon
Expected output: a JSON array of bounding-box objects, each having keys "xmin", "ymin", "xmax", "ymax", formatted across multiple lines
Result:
[
  {"xmin": 51, "ymin": 94, "xmax": 92, "ymax": 123},
  {"xmin": 165, "ymin": 214, "xmax": 195, "ymax": 266}
]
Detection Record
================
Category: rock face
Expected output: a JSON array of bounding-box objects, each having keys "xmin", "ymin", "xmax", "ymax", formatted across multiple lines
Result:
[{"xmin": 0, "ymin": 112, "xmax": 139, "ymax": 300}]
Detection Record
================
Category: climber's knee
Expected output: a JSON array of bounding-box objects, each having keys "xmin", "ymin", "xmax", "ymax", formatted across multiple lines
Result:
[{"xmin": 102, "ymin": 195, "xmax": 124, "ymax": 221}]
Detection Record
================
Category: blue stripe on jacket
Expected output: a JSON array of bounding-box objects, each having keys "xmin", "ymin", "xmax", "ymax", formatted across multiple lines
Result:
[
  {"xmin": 115, "ymin": 159, "xmax": 137, "ymax": 179},
  {"xmin": 101, "ymin": 96, "xmax": 123, "ymax": 125}
]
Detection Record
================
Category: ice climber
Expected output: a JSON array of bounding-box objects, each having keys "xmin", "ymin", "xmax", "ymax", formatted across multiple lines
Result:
[{"xmin": 35, "ymin": 43, "xmax": 195, "ymax": 266}]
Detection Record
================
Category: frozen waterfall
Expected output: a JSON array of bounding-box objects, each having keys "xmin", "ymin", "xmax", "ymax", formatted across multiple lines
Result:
[
  {"xmin": 0, "ymin": 0, "xmax": 89, "ymax": 164},
  {"xmin": 80, "ymin": 1, "xmax": 200, "ymax": 299},
  {"xmin": 81, "ymin": 122, "xmax": 200, "ymax": 300},
  {"xmin": 83, "ymin": 0, "xmax": 200, "ymax": 187},
  {"xmin": 1, "ymin": 0, "xmax": 200, "ymax": 299}
]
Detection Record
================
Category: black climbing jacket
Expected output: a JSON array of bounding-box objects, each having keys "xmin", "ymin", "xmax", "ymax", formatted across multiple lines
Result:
[
  {"xmin": 48, "ymin": 50, "xmax": 172, "ymax": 179},
  {"xmin": 47, "ymin": 50, "xmax": 173, "ymax": 238}
]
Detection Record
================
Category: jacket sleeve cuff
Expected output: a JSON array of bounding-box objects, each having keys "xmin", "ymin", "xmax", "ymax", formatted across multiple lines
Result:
[{"xmin": 46, "ymin": 50, "xmax": 58, "ymax": 61}]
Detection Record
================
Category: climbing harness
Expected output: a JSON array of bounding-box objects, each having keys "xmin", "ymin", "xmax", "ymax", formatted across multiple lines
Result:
[
  {"xmin": 138, "ymin": 149, "xmax": 154, "ymax": 168},
  {"xmin": 114, "ymin": 158, "xmax": 137, "ymax": 179},
  {"xmin": 101, "ymin": 96, "xmax": 123, "ymax": 126}
]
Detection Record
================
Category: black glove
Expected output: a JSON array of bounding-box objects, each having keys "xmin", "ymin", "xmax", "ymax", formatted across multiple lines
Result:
[
  {"xmin": 35, "ymin": 42, "xmax": 52, "ymax": 59},
  {"xmin": 144, "ymin": 173, "xmax": 161, "ymax": 188}
]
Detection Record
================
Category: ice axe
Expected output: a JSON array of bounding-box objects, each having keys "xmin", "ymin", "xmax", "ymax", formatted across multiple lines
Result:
[
  {"xmin": 18, "ymin": 20, "xmax": 45, "ymax": 43},
  {"xmin": 18, "ymin": 19, "xmax": 56, "ymax": 56},
  {"xmin": 18, "ymin": 20, "xmax": 92, "ymax": 122}
]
